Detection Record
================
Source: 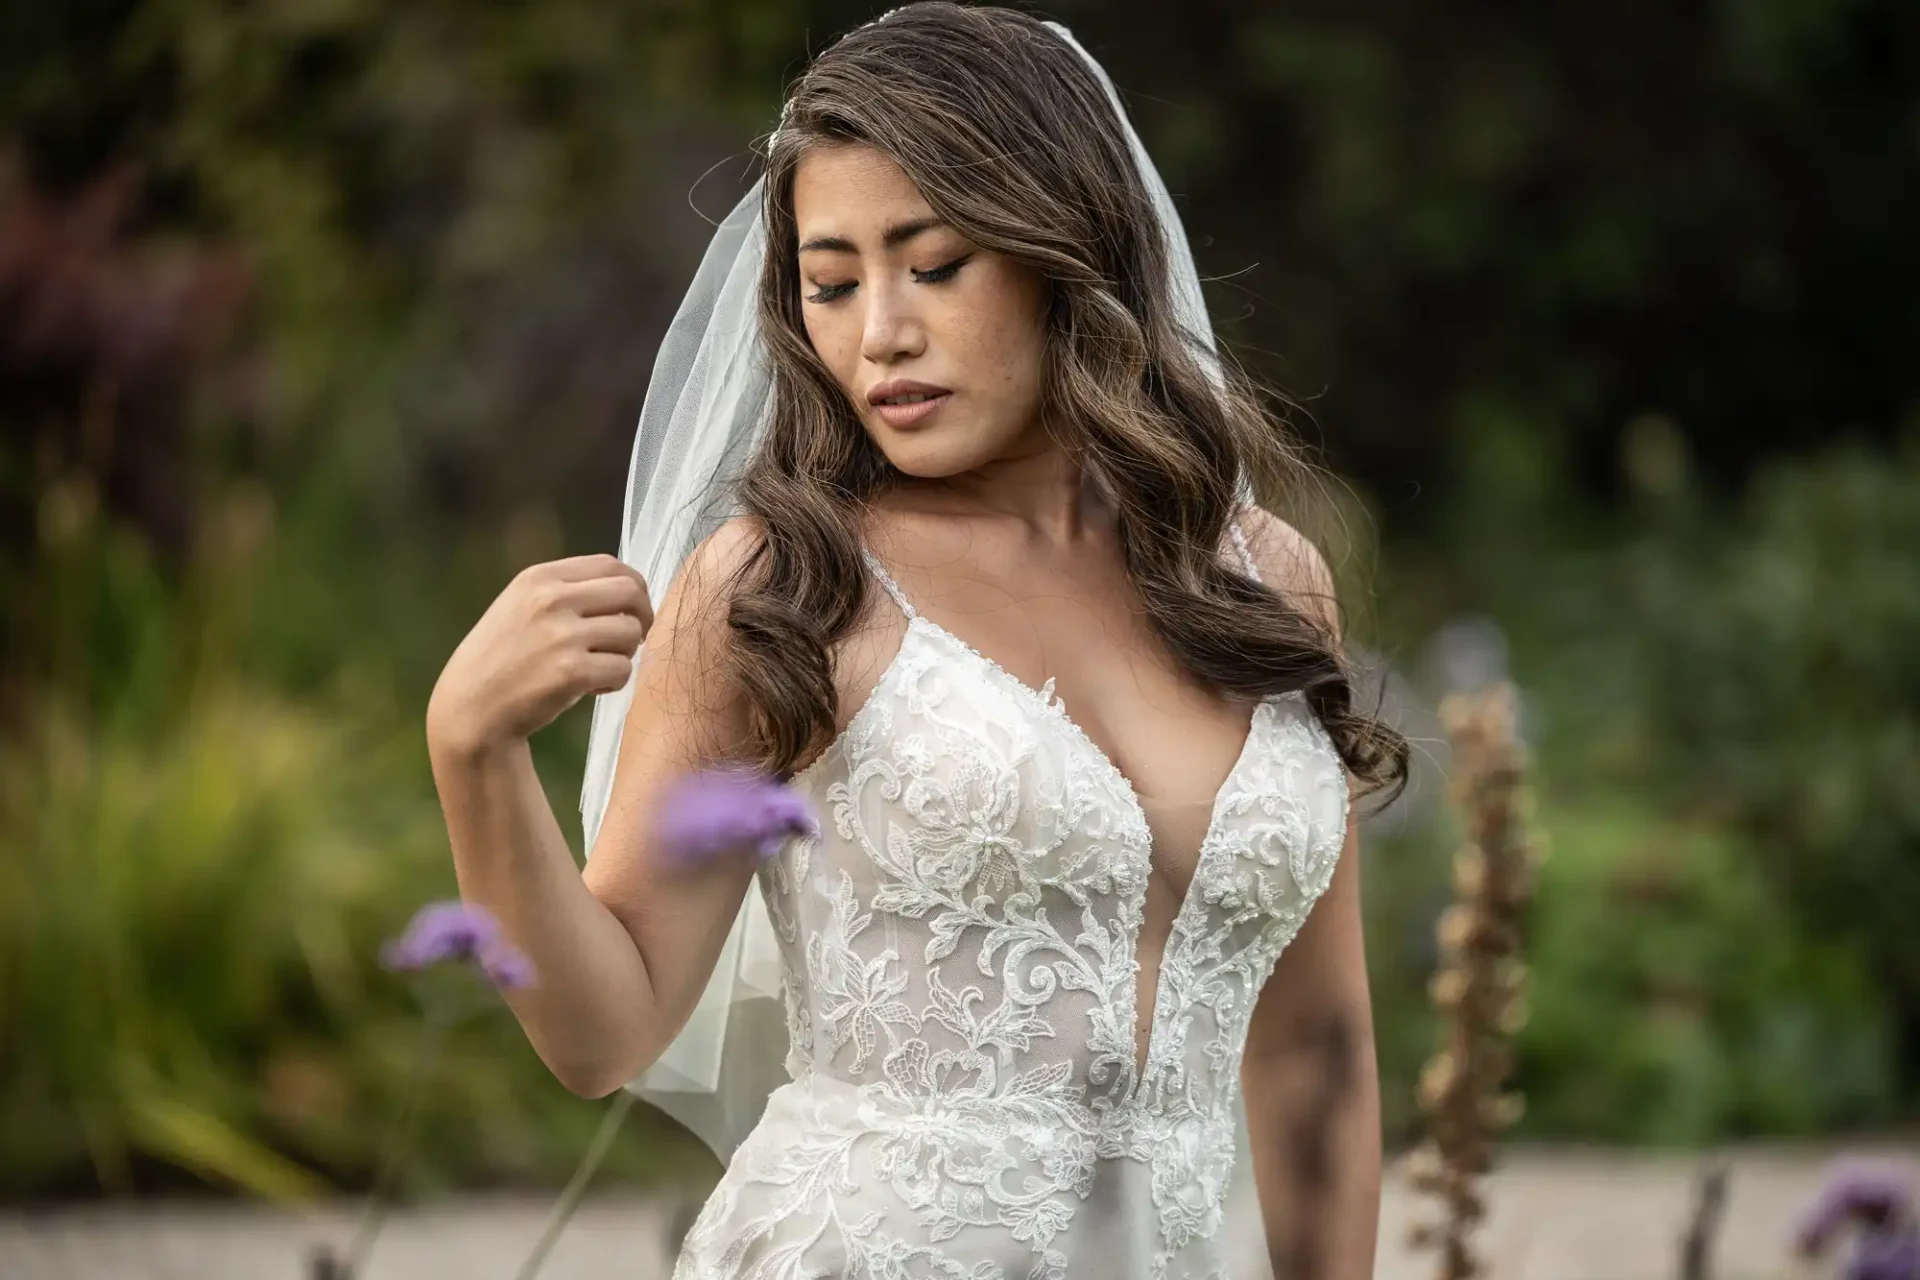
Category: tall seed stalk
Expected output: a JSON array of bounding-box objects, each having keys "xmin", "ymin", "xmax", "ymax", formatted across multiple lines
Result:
[{"xmin": 1404, "ymin": 682, "xmax": 1543, "ymax": 1280}]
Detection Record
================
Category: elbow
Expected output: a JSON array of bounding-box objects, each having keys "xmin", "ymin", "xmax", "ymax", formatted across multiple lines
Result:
[
  {"xmin": 527, "ymin": 994, "xmax": 669, "ymax": 1100},
  {"xmin": 539, "ymin": 1040, "xmax": 648, "ymax": 1100},
  {"xmin": 551, "ymin": 1058, "xmax": 638, "ymax": 1100},
  {"xmin": 565, "ymin": 1074, "xmax": 634, "ymax": 1101}
]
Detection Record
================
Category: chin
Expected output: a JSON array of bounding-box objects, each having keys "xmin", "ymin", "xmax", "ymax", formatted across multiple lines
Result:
[{"xmin": 871, "ymin": 423, "xmax": 1011, "ymax": 480}]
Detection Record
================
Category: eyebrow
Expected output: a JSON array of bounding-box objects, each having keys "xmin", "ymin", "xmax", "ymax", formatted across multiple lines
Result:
[{"xmin": 797, "ymin": 216, "xmax": 948, "ymax": 255}]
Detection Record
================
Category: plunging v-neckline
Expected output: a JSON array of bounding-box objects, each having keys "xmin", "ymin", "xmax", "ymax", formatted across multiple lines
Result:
[
  {"xmin": 878, "ymin": 612, "xmax": 1273, "ymax": 1094},
  {"xmin": 904, "ymin": 611, "xmax": 1267, "ymax": 874},
  {"xmin": 811, "ymin": 542, "xmax": 1281, "ymax": 1093},
  {"xmin": 788, "ymin": 608, "xmax": 1270, "ymax": 864}
]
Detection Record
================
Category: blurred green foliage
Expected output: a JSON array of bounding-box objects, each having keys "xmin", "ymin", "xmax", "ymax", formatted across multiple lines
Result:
[
  {"xmin": 1518, "ymin": 796, "xmax": 1894, "ymax": 1143},
  {"xmin": 1628, "ymin": 437, "xmax": 1920, "ymax": 1042},
  {"xmin": 1361, "ymin": 421, "xmax": 1920, "ymax": 1147},
  {"xmin": 1, "ymin": 485, "xmax": 701, "ymax": 1198},
  {"xmin": 3, "ymin": 0, "xmax": 1916, "ymax": 1197}
]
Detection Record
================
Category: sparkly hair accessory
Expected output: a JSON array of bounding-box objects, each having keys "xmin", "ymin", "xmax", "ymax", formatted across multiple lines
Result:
[{"xmin": 768, "ymin": 6, "xmax": 908, "ymax": 148}]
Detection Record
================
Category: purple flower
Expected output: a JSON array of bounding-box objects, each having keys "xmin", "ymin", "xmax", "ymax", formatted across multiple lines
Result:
[
  {"xmin": 478, "ymin": 945, "xmax": 537, "ymax": 991},
  {"xmin": 1797, "ymin": 1157, "xmax": 1918, "ymax": 1279},
  {"xmin": 381, "ymin": 901, "xmax": 536, "ymax": 990},
  {"xmin": 654, "ymin": 766, "xmax": 818, "ymax": 866},
  {"xmin": 1850, "ymin": 1229, "xmax": 1920, "ymax": 1280}
]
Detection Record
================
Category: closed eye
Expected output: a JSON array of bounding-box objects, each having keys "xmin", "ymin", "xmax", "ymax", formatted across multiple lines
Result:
[
  {"xmin": 803, "ymin": 254, "xmax": 971, "ymax": 305},
  {"xmin": 911, "ymin": 254, "xmax": 972, "ymax": 284},
  {"xmin": 805, "ymin": 281, "xmax": 856, "ymax": 304}
]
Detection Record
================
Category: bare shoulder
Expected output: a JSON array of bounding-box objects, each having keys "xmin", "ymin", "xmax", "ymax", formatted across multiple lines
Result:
[
  {"xmin": 630, "ymin": 516, "xmax": 765, "ymax": 737},
  {"xmin": 1234, "ymin": 505, "xmax": 1341, "ymax": 639},
  {"xmin": 670, "ymin": 515, "xmax": 766, "ymax": 599},
  {"xmin": 646, "ymin": 516, "xmax": 766, "ymax": 636}
]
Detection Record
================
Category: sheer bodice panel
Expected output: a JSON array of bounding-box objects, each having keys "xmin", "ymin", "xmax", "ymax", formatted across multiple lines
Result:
[{"xmin": 674, "ymin": 541, "xmax": 1349, "ymax": 1280}]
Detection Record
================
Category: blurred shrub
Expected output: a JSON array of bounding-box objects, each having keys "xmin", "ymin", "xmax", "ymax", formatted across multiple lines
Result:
[
  {"xmin": 1513, "ymin": 794, "xmax": 1896, "ymax": 1144},
  {"xmin": 0, "ymin": 489, "xmax": 697, "ymax": 1199},
  {"xmin": 1404, "ymin": 423, "xmax": 1920, "ymax": 1126},
  {"xmin": 0, "ymin": 671, "xmax": 412, "ymax": 1197},
  {"xmin": 1624, "ymin": 435, "xmax": 1920, "ymax": 1064}
]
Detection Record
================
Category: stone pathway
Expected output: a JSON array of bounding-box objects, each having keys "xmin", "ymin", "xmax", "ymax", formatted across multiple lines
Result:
[{"xmin": 2, "ymin": 1143, "xmax": 1911, "ymax": 1279}]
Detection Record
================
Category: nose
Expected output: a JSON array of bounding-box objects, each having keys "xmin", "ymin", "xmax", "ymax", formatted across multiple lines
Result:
[{"xmin": 859, "ymin": 278, "xmax": 927, "ymax": 365}]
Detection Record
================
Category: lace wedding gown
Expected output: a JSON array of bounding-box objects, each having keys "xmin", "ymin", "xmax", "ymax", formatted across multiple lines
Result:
[{"xmin": 674, "ymin": 525, "xmax": 1351, "ymax": 1279}]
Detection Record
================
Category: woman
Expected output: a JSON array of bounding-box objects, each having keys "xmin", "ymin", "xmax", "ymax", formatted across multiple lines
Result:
[{"xmin": 426, "ymin": 5, "xmax": 1408, "ymax": 1277}]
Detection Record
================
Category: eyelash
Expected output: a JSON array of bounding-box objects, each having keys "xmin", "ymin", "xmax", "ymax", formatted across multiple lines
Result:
[
  {"xmin": 805, "ymin": 254, "xmax": 972, "ymax": 304},
  {"xmin": 913, "ymin": 255, "xmax": 970, "ymax": 284}
]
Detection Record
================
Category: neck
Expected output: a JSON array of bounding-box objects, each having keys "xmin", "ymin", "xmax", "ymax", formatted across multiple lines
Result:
[{"xmin": 897, "ymin": 431, "xmax": 1105, "ymax": 544}]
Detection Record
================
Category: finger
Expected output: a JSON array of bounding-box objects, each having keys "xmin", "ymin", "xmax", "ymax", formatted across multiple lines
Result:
[
  {"xmin": 543, "ymin": 553, "xmax": 640, "ymax": 584},
  {"xmin": 574, "ymin": 651, "xmax": 639, "ymax": 696},
  {"xmin": 567, "ymin": 573, "xmax": 654, "ymax": 629},
  {"xmin": 576, "ymin": 612, "xmax": 648, "ymax": 656}
]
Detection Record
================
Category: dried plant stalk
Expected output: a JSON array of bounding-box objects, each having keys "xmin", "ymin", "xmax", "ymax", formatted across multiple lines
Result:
[
  {"xmin": 1404, "ymin": 683, "xmax": 1543, "ymax": 1280},
  {"xmin": 1679, "ymin": 1162, "xmax": 1730, "ymax": 1280}
]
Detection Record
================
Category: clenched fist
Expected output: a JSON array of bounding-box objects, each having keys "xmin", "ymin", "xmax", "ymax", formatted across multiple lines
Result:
[{"xmin": 427, "ymin": 554, "xmax": 654, "ymax": 759}]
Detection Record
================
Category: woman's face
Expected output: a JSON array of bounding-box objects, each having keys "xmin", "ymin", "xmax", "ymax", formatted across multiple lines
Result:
[{"xmin": 791, "ymin": 143, "xmax": 1051, "ymax": 478}]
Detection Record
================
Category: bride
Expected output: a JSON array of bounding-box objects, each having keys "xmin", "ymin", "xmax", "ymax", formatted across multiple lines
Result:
[{"xmin": 426, "ymin": 4, "xmax": 1408, "ymax": 1276}]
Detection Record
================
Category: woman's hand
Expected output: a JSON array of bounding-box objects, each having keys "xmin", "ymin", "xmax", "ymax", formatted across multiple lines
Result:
[
  {"xmin": 427, "ymin": 553, "xmax": 654, "ymax": 759},
  {"xmin": 421, "ymin": 523, "xmax": 759, "ymax": 1098}
]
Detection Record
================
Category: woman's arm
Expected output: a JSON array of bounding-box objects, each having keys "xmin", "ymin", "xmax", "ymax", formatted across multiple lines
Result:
[
  {"xmin": 426, "ymin": 518, "xmax": 763, "ymax": 1098},
  {"xmin": 1236, "ymin": 506, "xmax": 1383, "ymax": 1279},
  {"xmin": 1242, "ymin": 812, "xmax": 1381, "ymax": 1279}
]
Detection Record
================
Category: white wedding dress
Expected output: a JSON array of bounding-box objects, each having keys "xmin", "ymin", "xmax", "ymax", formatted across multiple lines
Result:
[{"xmin": 674, "ymin": 526, "xmax": 1350, "ymax": 1279}]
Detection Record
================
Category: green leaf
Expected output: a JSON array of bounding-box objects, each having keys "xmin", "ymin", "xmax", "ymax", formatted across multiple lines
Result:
[{"xmin": 125, "ymin": 1093, "xmax": 328, "ymax": 1202}]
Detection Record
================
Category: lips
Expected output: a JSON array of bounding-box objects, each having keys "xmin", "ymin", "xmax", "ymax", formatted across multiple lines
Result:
[{"xmin": 866, "ymin": 378, "xmax": 953, "ymax": 430}]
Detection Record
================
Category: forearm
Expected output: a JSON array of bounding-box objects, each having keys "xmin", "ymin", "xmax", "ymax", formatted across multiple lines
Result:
[
  {"xmin": 1243, "ymin": 1010, "xmax": 1383, "ymax": 1280},
  {"xmin": 429, "ymin": 732, "xmax": 655, "ymax": 1096}
]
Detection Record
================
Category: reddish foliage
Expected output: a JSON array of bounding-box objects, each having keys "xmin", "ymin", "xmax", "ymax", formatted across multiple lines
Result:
[{"xmin": 0, "ymin": 148, "xmax": 255, "ymax": 564}]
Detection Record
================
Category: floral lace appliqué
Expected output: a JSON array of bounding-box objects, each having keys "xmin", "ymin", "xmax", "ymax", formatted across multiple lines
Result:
[{"xmin": 675, "ymin": 605, "xmax": 1348, "ymax": 1280}]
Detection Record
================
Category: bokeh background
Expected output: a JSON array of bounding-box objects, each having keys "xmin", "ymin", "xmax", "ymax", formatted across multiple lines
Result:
[{"xmin": 4, "ymin": 0, "xmax": 1917, "ymax": 1210}]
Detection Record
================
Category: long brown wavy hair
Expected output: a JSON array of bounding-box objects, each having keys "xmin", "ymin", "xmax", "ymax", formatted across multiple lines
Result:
[{"xmin": 724, "ymin": 2, "xmax": 1407, "ymax": 802}]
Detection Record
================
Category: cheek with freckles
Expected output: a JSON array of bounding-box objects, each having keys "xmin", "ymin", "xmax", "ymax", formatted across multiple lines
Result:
[
  {"xmin": 800, "ymin": 305, "xmax": 860, "ymax": 392},
  {"xmin": 940, "ymin": 262, "xmax": 1049, "ymax": 442}
]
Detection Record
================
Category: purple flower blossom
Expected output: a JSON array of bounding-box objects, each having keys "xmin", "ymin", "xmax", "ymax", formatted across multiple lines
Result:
[
  {"xmin": 1796, "ymin": 1157, "xmax": 1918, "ymax": 1280},
  {"xmin": 654, "ymin": 766, "xmax": 819, "ymax": 866},
  {"xmin": 381, "ymin": 901, "xmax": 536, "ymax": 990},
  {"xmin": 1850, "ymin": 1230, "xmax": 1920, "ymax": 1280},
  {"xmin": 479, "ymin": 945, "xmax": 537, "ymax": 991}
]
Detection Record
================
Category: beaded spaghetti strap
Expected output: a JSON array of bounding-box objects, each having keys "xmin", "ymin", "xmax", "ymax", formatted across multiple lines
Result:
[
  {"xmin": 1227, "ymin": 517, "xmax": 1262, "ymax": 583},
  {"xmin": 860, "ymin": 548, "xmax": 918, "ymax": 620}
]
